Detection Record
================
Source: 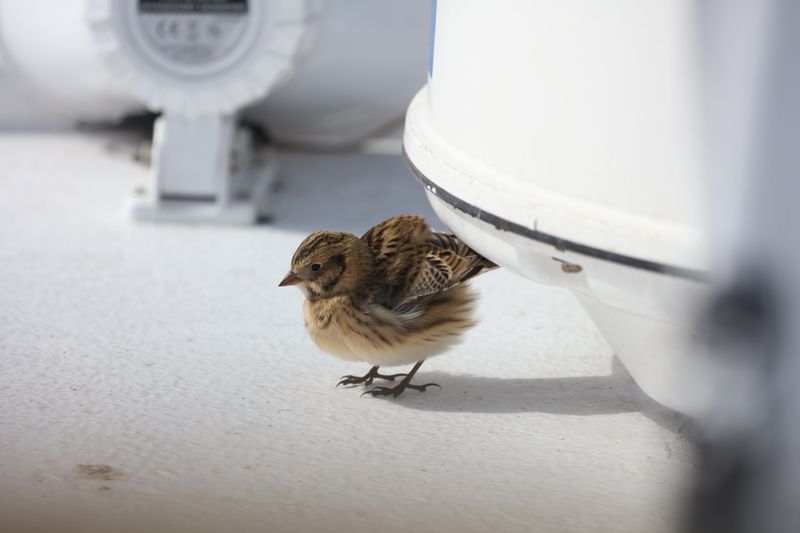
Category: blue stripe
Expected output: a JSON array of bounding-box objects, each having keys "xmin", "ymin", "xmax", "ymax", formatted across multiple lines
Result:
[{"xmin": 428, "ymin": 0, "xmax": 437, "ymax": 77}]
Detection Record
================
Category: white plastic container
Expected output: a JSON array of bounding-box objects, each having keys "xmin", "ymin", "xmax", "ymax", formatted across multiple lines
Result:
[{"xmin": 404, "ymin": 0, "xmax": 726, "ymax": 415}]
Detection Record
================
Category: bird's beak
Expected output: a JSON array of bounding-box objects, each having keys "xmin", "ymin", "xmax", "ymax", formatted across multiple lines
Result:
[{"xmin": 279, "ymin": 271, "xmax": 301, "ymax": 287}]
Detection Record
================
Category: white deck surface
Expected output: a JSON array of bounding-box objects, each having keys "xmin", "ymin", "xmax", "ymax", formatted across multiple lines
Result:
[{"xmin": 0, "ymin": 132, "xmax": 694, "ymax": 533}]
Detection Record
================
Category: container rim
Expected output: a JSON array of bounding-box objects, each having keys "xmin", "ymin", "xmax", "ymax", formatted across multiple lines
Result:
[{"xmin": 403, "ymin": 147, "xmax": 711, "ymax": 283}]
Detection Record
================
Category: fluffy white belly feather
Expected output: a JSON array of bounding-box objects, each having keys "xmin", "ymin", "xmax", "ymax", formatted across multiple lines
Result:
[{"xmin": 303, "ymin": 291, "xmax": 473, "ymax": 367}]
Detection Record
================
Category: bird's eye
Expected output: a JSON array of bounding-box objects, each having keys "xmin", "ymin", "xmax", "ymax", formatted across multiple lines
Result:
[{"xmin": 310, "ymin": 263, "xmax": 321, "ymax": 272}]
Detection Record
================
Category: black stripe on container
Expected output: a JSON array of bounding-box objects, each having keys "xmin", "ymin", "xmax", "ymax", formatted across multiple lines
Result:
[{"xmin": 403, "ymin": 150, "xmax": 710, "ymax": 283}]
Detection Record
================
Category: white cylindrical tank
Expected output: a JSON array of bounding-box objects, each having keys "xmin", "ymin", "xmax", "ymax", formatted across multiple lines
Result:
[
  {"xmin": 0, "ymin": 0, "xmax": 143, "ymax": 124},
  {"xmin": 246, "ymin": 0, "xmax": 431, "ymax": 148},
  {"xmin": 0, "ymin": 0, "xmax": 430, "ymax": 143},
  {"xmin": 404, "ymin": 0, "xmax": 773, "ymax": 415},
  {"xmin": 0, "ymin": 0, "xmax": 317, "ymax": 121}
]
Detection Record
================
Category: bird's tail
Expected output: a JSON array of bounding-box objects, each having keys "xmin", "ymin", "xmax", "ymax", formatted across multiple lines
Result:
[{"xmin": 429, "ymin": 232, "xmax": 498, "ymax": 283}]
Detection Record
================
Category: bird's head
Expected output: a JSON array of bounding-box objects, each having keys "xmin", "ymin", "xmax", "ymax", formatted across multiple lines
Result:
[{"xmin": 279, "ymin": 231, "xmax": 375, "ymax": 299}]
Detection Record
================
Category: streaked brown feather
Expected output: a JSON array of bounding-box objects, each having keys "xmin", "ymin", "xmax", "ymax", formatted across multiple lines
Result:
[
  {"xmin": 361, "ymin": 215, "xmax": 497, "ymax": 308},
  {"xmin": 361, "ymin": 215, "xmax": 429, "ymax": 261}
]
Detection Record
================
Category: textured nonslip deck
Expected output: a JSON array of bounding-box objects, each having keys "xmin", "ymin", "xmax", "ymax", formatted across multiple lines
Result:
[{"xmin": 0, "ymin": 133, "xmax": 693, "ymax": 533}]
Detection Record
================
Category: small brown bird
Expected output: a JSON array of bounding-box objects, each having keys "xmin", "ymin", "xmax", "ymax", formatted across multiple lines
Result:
[{"xmin": 279, "ymin": 215, "xmax": 497, "ymax": 397}]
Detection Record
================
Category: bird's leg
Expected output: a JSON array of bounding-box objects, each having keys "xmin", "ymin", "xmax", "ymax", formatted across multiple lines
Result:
[
  {"xmin": 337, "ymin": 366, "xmax": 407, "ymax": 387},
  {"xmin": 361, "ymin": 360, "xmax": 440, "ymax": 398}
]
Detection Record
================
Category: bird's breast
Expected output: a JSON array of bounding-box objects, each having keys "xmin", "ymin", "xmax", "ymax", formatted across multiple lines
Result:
[
  {"xmin": 303, "ymin": 298, "xmax": 360, "ymax": 361},
  {"xmin": 301, "ymin": 287, "xmax": 477, "ymax": 367}
]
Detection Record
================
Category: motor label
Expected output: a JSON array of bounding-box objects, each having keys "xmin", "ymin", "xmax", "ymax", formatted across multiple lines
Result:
[
  {"xmin": 139, "ymin": 1, "xmax": 247, "ymax": 14},
  {"xmin": 136, "ymin": 0, "xmax": 249, "ymax": 67}
]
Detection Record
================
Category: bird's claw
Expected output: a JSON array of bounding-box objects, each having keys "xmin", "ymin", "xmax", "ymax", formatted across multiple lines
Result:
[
  {"xmin": 336, "ymin": 372, "xmax": 407, "ymax": 388},
  {"xmin": 337, "ymin": 375, "xmax": 367, "ymax": 387},
  {"xmin": 361, "ymin": 382, "xmax": 441, "ymax": 398}
]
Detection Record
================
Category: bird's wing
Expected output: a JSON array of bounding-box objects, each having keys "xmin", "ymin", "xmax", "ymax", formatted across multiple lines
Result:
[
  {"xmin": 361, "ymin": 215, "xmax": 431, "ymax": 307},
  {"xmin": 402, "ymin": 233, "xmax": 497, "ymax": 303},
  {"xmin": 362, "ymin": 215, "xmax": 497, "ymax": 309},
  {"xmin": 361, "ymin": 214, "xmax": 430, "ymax": 261}
]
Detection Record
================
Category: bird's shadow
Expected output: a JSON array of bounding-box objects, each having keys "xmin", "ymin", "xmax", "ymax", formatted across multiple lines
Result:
[{"xmin": 383, "ymin": 357, "xmax": 691, "ymax": 436}]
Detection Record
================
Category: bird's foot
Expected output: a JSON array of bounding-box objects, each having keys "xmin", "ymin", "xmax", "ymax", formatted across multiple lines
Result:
[
  {"xmin": 361, "ymin": 381, "xmax": 441, "ymax": 398},
  {"xmin": 337, "ymin": 367, "xmax": 407, "ymax": 388}
]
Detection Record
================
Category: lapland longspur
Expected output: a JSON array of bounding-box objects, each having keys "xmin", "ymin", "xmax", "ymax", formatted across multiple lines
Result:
[{"xmin": 279, "ymin": 215, "xmax": 496, "ymax": 397}]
